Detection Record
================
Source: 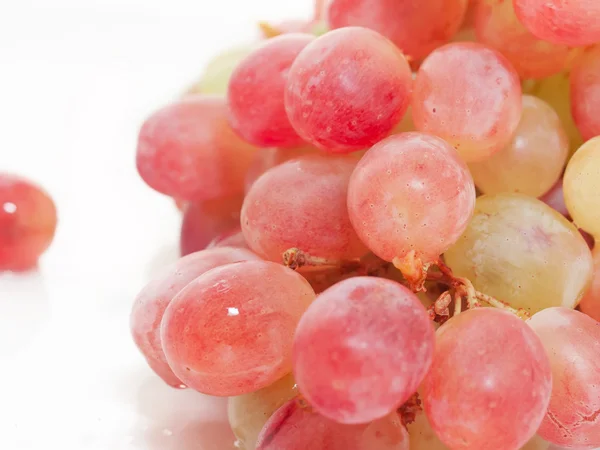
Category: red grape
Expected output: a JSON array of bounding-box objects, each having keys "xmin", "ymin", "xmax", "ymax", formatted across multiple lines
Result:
[
  {"xmin": 227, "ymin": 33, "xmax": 315, "ymax": 148},
  {"xmin": 412, "ymin": 42, "xmax": 522, "ymax": 162},
  {"xmin": 422, "ymin": 308, "xmax": 552, "ymax": 450},
  {"xmin": 580, "ymin": 247, "xmax": 600, "ymax": 322},
  {"xmin": 285, "ymin": 27, "xmax": 412, "ymax": 153},
  {"xmin": 161, "ymin": 260, "xmax": 315, "ymax": 396},
  {"xmin": 0, "ymin": 173, "xmax": 57, "ymax": 272},
  {"xmin": 207, "ymin": 227, "xmax": 249, "ymax": 250},
  {"xmin": 136, "ymin": 95, "xmax": 258, "ymax": 201},
  {"xmin": 293, "ymin": 277, "xmax": 435, "ymax": 424},
  {"xmin": 570, "ymin": 46, "xmax": 600, "ymax": 142},
  {"xmin": 528, "ymin": 308, "xmax": 600, "ymax": 449},
  {"xmin": 130, "ymin": 247, "xmax": 259, "ymax": 387}
]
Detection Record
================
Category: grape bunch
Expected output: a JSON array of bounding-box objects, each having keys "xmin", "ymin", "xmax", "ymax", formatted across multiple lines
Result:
[{"xmin": 129, "ymin": 1, "xmax": 600, "ymax": 449}]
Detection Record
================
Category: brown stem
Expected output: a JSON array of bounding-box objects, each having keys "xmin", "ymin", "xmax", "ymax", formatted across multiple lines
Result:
[{"xmin": 283, "ymin": 248, "xmax": 360, "ymax": 270}]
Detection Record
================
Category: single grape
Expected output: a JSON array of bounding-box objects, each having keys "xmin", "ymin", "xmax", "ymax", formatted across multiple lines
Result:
[
  {"xmin": 422, "ymin": 308, "xmax": 552, "ymax": 450},
  {"xmin": 293, "ymin": 277, "xmax": 434, "ymax": 424},
  {"xmin": 528, "ymin": 307, "xmax": 600, "ymax": 449},
  {"xmin": 347, "ymin": 132, "xmax": 475, "ymax": 267},
  {"xmin": 179, "ymin": 194, "xmax": 243, "ymax": 256},
  {"xmin": 474, "ymin": 0, "xmax": 572, "ymax": 79},
  {"xmin": 256, "ymin": 398, "xmax": 409, "ymax": 450},
  {"xmin": 161, "ymin": 260, "xmax": 315, "ymax": 396},
  {"xmin": 136, "ymin": 95, "xmax": 258, "ymax": 201},
  {"xmin": 412, "ymin": 42, "xmax": 522, "ymax": 162},
  {"xmin": 130, "ymin": 247, "xmax": 259, "ymax": 387},
  {"xmin": 539, "ymin": 178, "xmax": 570, "ymax": 218},
  {"xmin": 563, "ymin": 137, "xmax": 600, "ymax": 238},
  {"xmin": 469, "ymin": 95, "xmax": 568, "ymax": 197},
  {"xmin": 325, "ymin": 0, "xmax": 468, "ymax": 61},
  {"xmin": 207, "ymin": 227, "xmax": 249, "ymax": 250},
  {"xmin": 241, "ymin": 154, "xmax": 367, "ymax": 263},
  {"xmin": 285, "ymin": 27, "xmax": 412, "ymax": 153},
  {"xmin": 228, "ymin": 374, "xmax": 298, "ymax": 450},
  {"xmin": 579, "ymin": 247, "xmax": 600, "ymax": 322},
  {"xmin": 227, "ymin": 34, "xmax": 315, "ymax": 148},
  {"xmin": 0, "ymin": 173, "xmax": 57, "ymax": 272},
  {"xmin": 513, "ymin": 0, "xmax": 600, "ymax": 47},
  {"xmin": 570, "ymin": 46, "xmax": 600, "ymax": 141}
]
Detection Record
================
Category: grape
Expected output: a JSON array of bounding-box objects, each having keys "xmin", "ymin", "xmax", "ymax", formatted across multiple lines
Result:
[
  {"xmin": 474, "ymin": 0, "xmax": 572, "ymax": 79},
  {"xmin": 563, "ymin": 137, "xmax": 600, "ymax": 238},
  {"xmin": 0, "ymin": 173, "xmax": 57, "ymax": 272},
  {"xmin": 241, "ymin": 154, "xmax": 367, "ymax": 263},
  {"xmin": 255, "ymin": 398, "xmax": 409, "ymax": 450},
  {"xmin": 228, "ymin": 373, "xmax": 298, "ymax": 450},
  {"xmin": 469, "ymin": 95, "xmax": 568, "ymax": 197},
  {"xmin": 412, "ymin": 42, "xmax": 522, "ymax": 162},
  {"xmin": 528, "ymin": 308, "xmax": 600, "ymax": 449},
  {"xmin": 130, "ymin": 247, "xmax": 259, "ymax": 387},
  {"xmin": 513, "ymin": 0, "xmax": 600, "ymax": 47},
  {"xmin": 284, "ymin": 27, "xmax": 412, "ymax": 153},
  {"xmin": 422, "ymin": 308, "xmax": 552, "ymax": 450},
  {"xmin": 445, "ymin": 193, "xmax": 593, "ymax": 313},
  {"xmin": 259, "ymin": 20, "xmax": 321, "ymax": 38},
  {"xmin": 347, "ymin": 132, "xmax": 475, "ymax": 266},
  {"xmin": 293, "ymin": 277, "xmax": 435, "ymax": 424},
  {"xmin": 161, "ymin": 260, "xmax": 315, "ymax": 396},
  {"xmin": 325, "ymin": 0, "xmax": 467, "ymax": 61},
  {"xmin": 136, "ymin": 95, "xmax": 258, "ymax": 201},
  {"xmin": 570, "ymin": 46, "xmax": 600, "ymax": 141},
  {"xmin": 179, "ymin": 194, "xmax": 243, "ymax": 256},
  {"xmin": 539, "ymin": 178, "xmax": 570, "ymax": 218},
  {"xmin": 579, "ymin": 247, "xmax": 600, "ymax": 322},
  {"xmin": 227, "ymin": 34, "xmax": 315, "ymax": 148},
  {"xmin": 207, "ymin": 227, "xmax": 249, "ymax": 250}
]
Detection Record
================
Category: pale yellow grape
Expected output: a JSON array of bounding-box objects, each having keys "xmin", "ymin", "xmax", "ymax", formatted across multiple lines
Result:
[
  {"xmin": 444, "ymin": 193, "xmax": 593, "ymax": 313},
  {"xmin": 563, "ymin": 137, "xmax": 600, "ymax": 239},
  {"xmin": 469, "ymin": 95, "xmax": 568, "ymax": 197},
  {"xmin": 228, "ymin": 373, "xmax": 297, "ymax": 450},
  {"xmin": 521, "ymin": 435, "xmax": 550, "ymax": 450}
]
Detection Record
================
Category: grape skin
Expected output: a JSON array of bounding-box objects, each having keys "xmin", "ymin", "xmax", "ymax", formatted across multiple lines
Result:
[
  {"xmin": 539, "ymin": 178, "xmax": 570, "ymax": 218},
  {"xmin": 579, "ymin": 247, "xmax": 600, "ymax": 322},
  {"xmin": 422, "ymin": 308, "xmax": 552, "ymax": 450},
  {"xmin": 570, "ymin": 46, "xmax": 600, "ymax": 142},
  {"xmin": 161, "ymin": 260, "xmax": 315, "ymax": 396},
  {"xmin": 207, "ymin": 227, "xmax": 250, "ymax": 251}
]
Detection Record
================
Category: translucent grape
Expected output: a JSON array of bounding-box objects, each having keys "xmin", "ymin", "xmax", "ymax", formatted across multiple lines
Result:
[
  {"xmin": 469, "ymin": 95, "xmax": 568, "ymax": 197},
  {"xmin": 570, "ymin": 46, "xmax": 600, "ymax": 141},
  {"xmin": 474, "ymin": 0, "xmax": 572, "ymax": 79},
  {"xmin": 528, "ymin": 308, "xmax": 600, "ymax": 449},
  {"xmin": 579, "ymin": 247, "xmax": 600, "ymax": 322},
  {"xmin": 241, "ymin": 154, "xmax": 367, "ymax": 263},
  {"xmin": 179, "ymin": 194, "xmax": 243, "ymax": 256},
  {"xmin": 539, "ymin": 178, "xmax": 569, "ymax": 218},
  {"xmin": 347, "ymin": 132, "xmax": 475, "ymax": 266},
  {"xmin": 285, "ymin": 27, "xmax": 412, "ymax": 153},
  {"xmin": 0, "ymin": 174, "xmax": 57, "ymax": 271},
  {"xmin": 228, "ymin": 374, "xmax": 298, "ymax": 450},
  {"xmin": 412, "ymin": 42, "xmax": 522, "ymax": 162},
  {"xmin": 256, "ymin": 398, "xmax": 409, "ymax": 450},
  {"xmin": 207, "ymin": 227, "xmax": 249, "ymax": 250},
  {"xmin": 130, "ymin": 247, "xmax": 259, "ymax": 388},
  {"xmin": 324, "ymin": 0, "xmax": 468, "ymax": 61},
  {"xmin": 563, "ymin": 137, "xmax": 600, "ymax": 238},
  {"xmin": 136, "ymin": 95, "xmax": 258, "ymax": 201},
  {"xmin": 293, "ymin": 277, "xmax": 435, "ymax": 424},
  {"xmin": 161, "ymin": 260, "xmax": 315, "ymax": 396},
  {"xmin": 227, "ymin": 34, "xmax": 315, "ymax": 148},
  {"xmin": 422, "ymin": 308, "xmax": 552, "ymax": 450},
  {"xmin": 513, "ymin": 0, "xmax": 600, "ymax": 47},
  {"xmin": 445, "ymin": 193, "xmax": 593, "ymax": 313}
]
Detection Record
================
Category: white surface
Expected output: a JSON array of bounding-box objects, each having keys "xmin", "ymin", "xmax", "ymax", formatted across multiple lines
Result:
[{"xmin": 0, "ymin": 1, "xmax": 311, "ymax": 448}]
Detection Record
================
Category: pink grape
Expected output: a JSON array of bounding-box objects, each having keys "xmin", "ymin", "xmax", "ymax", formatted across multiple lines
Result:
[
  {"xmin": 207, "ymin": 227, "xmax": 249, "ymax": 250},
  {"xmin": 325, "ymin": 0, "xmax": 468, "ymax": 61},
  {"xmin": 347, "ymin": 132, "xmax": 475, "ymax": 266},
  {"xmin": 256, "ymin": 398, "xmax": 409, "ymax": 450},
  {"xmin": 540, "ymin": 178, "xmax": 570, "ymax": 218},
  {"xmin": 129, "ymin": 247, "xmax": 259, "ymax": 388},
  {"xmin": 570, "ymin": 46, "xmax": 600, "ymax": 141},
  {"xmin": 136, "ymin": 95, "xmax": 258, "ymax": 201},
  {"xmin": 580, "ymin": 247, "xmax": 600, "ymax": 322},
  {"xmin": 422, "ymin": 308, "xmax": 553, "ymax": 450},
  {"xmin": 412, "ymin": 42, "xmax": 522, "ymax": 162},
  {"xmin": 293, "ymin": 277, "xmax": 435, "ymax": 424},
  {"xmin": 242, "ymin": 154, "xmax": 368, "ymax": 263},
  {"xmin": 161, "ymin": 260, "xmax": 315, "ymax": 396},
  {"xmin": 528, "ymin": 308, "xmax": 600, "ymax": 449},
  {"xmin": 285, "ymin": 27, "xmax": 412, "ymax": 153},
  {"xmin": 513, "ymin": 0, "xmax": 600, "ymax": 47},
  {"xmin": 227, "ymin": 33, "xmax": 315, "ymax": 148}
]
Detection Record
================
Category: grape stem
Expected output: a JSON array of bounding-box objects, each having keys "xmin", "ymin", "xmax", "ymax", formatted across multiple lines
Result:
[{"xmin": 283, "ymin": 248, "xmax": 362, "ymax": 271}]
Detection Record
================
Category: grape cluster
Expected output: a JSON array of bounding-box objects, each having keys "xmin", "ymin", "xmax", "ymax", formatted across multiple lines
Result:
[{"xmin": 129, "ymin": 1, "xmax": 600, "ymax": 449}]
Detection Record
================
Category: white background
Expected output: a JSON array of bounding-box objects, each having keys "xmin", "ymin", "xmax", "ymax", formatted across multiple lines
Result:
[{"xmin": 0, "ymin": 1, "xmax": 311, "ymax": 448}]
